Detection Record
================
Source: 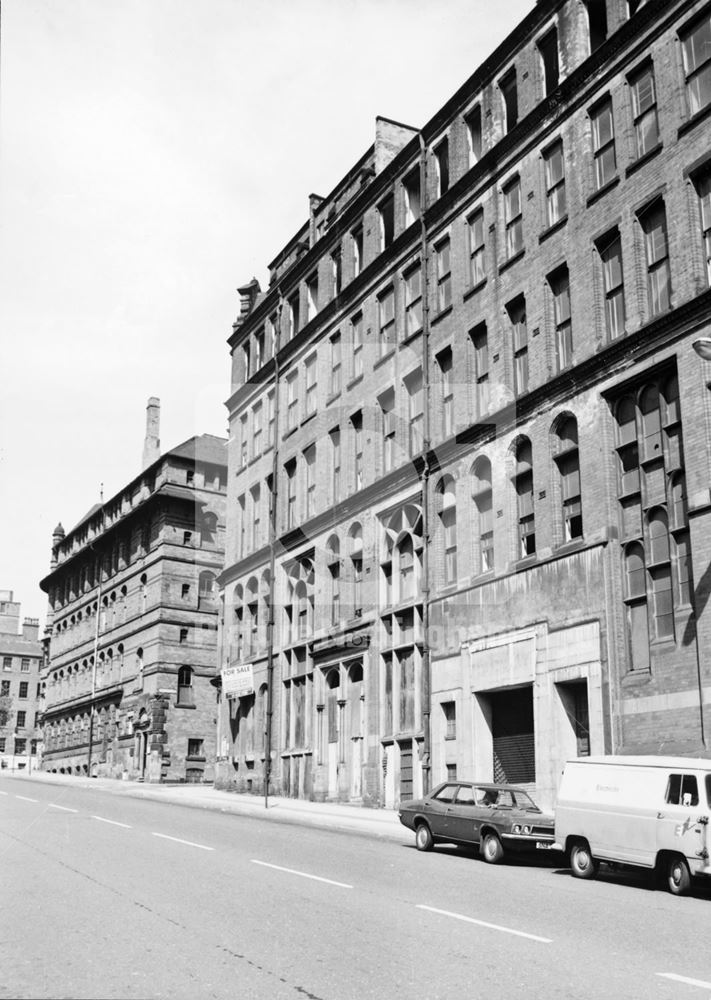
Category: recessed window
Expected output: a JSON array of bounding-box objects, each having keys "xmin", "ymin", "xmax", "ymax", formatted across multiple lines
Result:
[
  {"xmin": 507, "ymin": 296, "xmax": 528, "ymax": 396},
  {"xmin": 330, "ymin": 333, "xmax": 341, "ymax": 397},
  {"xmin": 331, "ymin": 249, "xmax": 342, "ymax": 297},
  {"xmin": 288, "ymin": 292, "xmax": 299, "ymax": 340},
  {"xmin": 379, "ymin": 388, "xmax": 396, "ymax": 474},
  {"xmin": 442, "ymin": 701, "xmax": 456, "ymax": 739},
  {"xmin": 379, "ymin": 194, "xmax": 395, "ymax": 250},
  {"xmin": 503, "ymin": 177, "xmax": 523, "ymax": 259},
  {"xmin": 468, "ymin": 209, "xmax": 485, "ymax": 286},
  {"xmin": 304, "ymin": 446, "xmax": 317, "ymax": 518},
  {"xmin": 597, "ymin": 229, "xmax": 625, "ymax": 339},
  {"xmin": 514, "ymin": 439, "xmax": 536, "ymax": 558},
  {"xmin": 639, "ymin": 200, "xmax": 671, "ymax": 316},
  {"xmin": 692, "ymin": 166, "xmax": 711, "ymax": 285},
  {"xmin": 591, "ymin": 98, "xmax": 616, "ymax": 190},
  {"xmin": 285, "ymin": 459, "xmax": 297, "ymax": 531},
  {"xmin": 472, "ymin": 456, "xmax": 493, "ymax": 572},
  {"xmin": 404, "ymin": 264, "xmax": 423, "ymax": 336},
  {"xmin": 351, "ymin": 312, "xmax": 364, "ymax": 378},
  {"xmin": 680, "ymin": 13, "xmax": 711, "ymax": 117},
  {"xmin": 18, "ymin": 682, "xmax": 28, "ymax": 700},
  {"xmin": 471, "ymin": 322, "xmax": 489, "ymax": 417},
  {"xmin": 586, "ymin": 0, "xmax": 608, "ymax": 53},
  {"xmin": 351, "ymin": 412, "xmax": 363, "ymax": 492},
  {"xmin": 436, "ymin": 347, "xmax": 454, "ymax": 439},
  {"xmin": 543, "ymin": 140, "xmax": 566, "ymax": 227},
  {"xmin": 378, "ymin": 286, "xmax": 395, "ymax": 356},
  {"xmin": 20, "ymin": 658, "xmax": 30, "ymax": 673},
  {"xmin": 555, "ymin": 417, "xmax": 583, "ymax": 541},
  {"xmin": 499, "ymin": 68, "xmax": 518, "ymax": 133},
  {"xmin": 177, "ymin": 666, "xmax": 194, "ymax": 707},
  {"xmin": 305, "ymin": 354, "xmax": 317, "ymax": 417},
  {"xmin": 306, "ymin": 272, "xmax": 318, "ymax": 322},
  {"xmin": 351, "ymin": 225, "xmax": 364, "ymax": 277},
  {"xmin": 187, "ymin": 738, "xmax": 204, "ymax": 758},
  {"xmin": 465, "ymin": 105, "xmax": 482, "ymax": 166},
  {"xmin": 629, "ymin": 63, "xmax": 659, "ymax": 159},
  {"xmin": 549, "ymin": 265, "xmax": 573, "ymax": 371},
  {"xmin": 253, "ymin": 402, "xmax": 263, "ymax": 456},
  {"xmin": 434, "ymin": 138, "xmax": 449, "ymax": 196},
  {"xmin": 286, "ymin": 370, "xmax": 299, "ymax": 431},
  {"xmin": 538, "ymin": 27, "xmax": 559, "ymax": 96},
  {"xmin": 240, "ymin": 413, "xmax": 248, "ymax": 467},
  {"xmin": 405, "ymin": 369, "xmax": 424, "ymax": 456},
  {"xmin": 403, "ymin": 168, "xmax": 421, "ymax": 226},
  {"xmin": 435, "ymin": 238, "xmax": 451, "ymax": 313},
  {"xmin": 330, "ymin": 427, "xmax": 341, "ymax": 504},
  {"xmin": 17, "ymin": 710, "xmax": 26, "ymax": 727}
]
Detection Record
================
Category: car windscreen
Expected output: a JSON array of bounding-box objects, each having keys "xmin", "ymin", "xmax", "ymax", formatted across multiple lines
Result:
[{"xmin": 512, "ymin": 790, "xmax": 541, "ymax": 812}]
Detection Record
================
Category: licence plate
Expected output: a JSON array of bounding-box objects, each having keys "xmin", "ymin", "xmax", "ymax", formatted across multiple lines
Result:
[{"xmin": 536, "ymin": 841, "xmax": 554, "ymax": 849}]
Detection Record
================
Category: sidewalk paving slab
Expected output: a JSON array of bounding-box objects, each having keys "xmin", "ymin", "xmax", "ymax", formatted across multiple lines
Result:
[{"xmin": 3, "ymin": 770, "xmax": 407, "ymax": 842}]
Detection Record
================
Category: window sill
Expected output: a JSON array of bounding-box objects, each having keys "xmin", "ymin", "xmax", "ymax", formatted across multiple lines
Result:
[
  {"xmin": 620, "ymin": 669, "xmax": 652, "ymax": 689},
  {"xmin": 586, "ymin": 176, "xmax": 619, "ymax": 208},
  {"xmin": 512, "ymin": 555, "xmax": 537, "ymax": 572},
  {"xmin": 463, "ymin": 278, "xmax": 487, "ymax": 302},
  {"xmin": 175, "ymin": 702, "xmax": 196, "ymax": 710},
  {"xmin": 325, "ymin": 392, "xmax": 341, "ymax": 406},
  {"xmin": 431, "ymin": 304, "xmax": 453, "ymax": 327},
  {"xmin": 301, "ymin": 411, "xmax": 317, "ymax": 428},
  {"xmin": 553, "ymin": 538, "xmax": 585, "ymax": 557},
  {"xmin": 186, "ymin": 755, "xmax": 206, "ymax": 763},
  {"xmin": 538, "ymin": 215, "xmax": 568, "ymax": 244},
  {"xmin": 373, "ymin": 348, "xmax": 396, "ymax": 370},
  {"xmin": 498, "ymin": 249, "xmax": 525, "ymax": 275},
  {"xmin": 625, "ymin": 143, "xmax": 663, "ymax": 180},
  {"xmin": 400, "ymin": 329, "xmax": 423, "ymax": 349},
  {"xmin": 678, "ymin": 102, "xmax": 711, "ymax": 140},
  {"xmin": 282, "ymin": 426, "xmax": 297, "ymax": 441},
  {"xmin": 346, "ymin": 374, "xmax": 364, "ymax": 390}
]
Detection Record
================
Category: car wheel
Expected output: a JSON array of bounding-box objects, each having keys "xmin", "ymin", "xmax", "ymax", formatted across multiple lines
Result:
[
  {"xmin": 569, "ymin": 841, "xmax": 597, "ymax": 880},
  {"xmin": 666, "ymin": 855, "xmax": 691, "ymax": 896},
  {"xmin": 482, "ymin": 831, "xmax": 504, "ymax": 864},
  {"xmin": 415, "ymin": 822, "xmax": 434, "ymax": 852}
]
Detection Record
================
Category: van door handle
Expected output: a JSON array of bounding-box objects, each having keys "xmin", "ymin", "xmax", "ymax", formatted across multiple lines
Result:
[{"xmin": 657, "ymin": 812, "xmax": 666, "ymax": 819}]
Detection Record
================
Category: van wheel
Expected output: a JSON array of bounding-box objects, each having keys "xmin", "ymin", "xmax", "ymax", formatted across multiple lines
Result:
[
  {"xmin": 666, "ymin": 855, "xmax": 691, "ymax": 896},
  {"xmin": 482, "ymin": 831, "xmax": 504, "ymax": 864},
  {"xmin": 415, "ymin": 822, "xmax": 434, "ymax": 852},
  {"xmin": 569, "ymin": 841, "xmax": 598, "ymax": 880}
]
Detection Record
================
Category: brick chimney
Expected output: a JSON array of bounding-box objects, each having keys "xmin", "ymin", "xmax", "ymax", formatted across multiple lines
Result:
[
  {"xmin": 22, "ymin": 618, "xmax": 39, "ymax": 641},
  {"xmin": 142, "ymin": 397, "xmax": 161, "ymax": 470}
]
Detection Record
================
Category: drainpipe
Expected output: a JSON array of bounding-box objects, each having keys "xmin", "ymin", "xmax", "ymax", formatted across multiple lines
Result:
[
  {"xmin": 418, "ymin": 132, "xmax": 433, "ymax": 795},
  {"xmin": 264, "ymin": 291, "xmax": 284, "ymax": 808}
]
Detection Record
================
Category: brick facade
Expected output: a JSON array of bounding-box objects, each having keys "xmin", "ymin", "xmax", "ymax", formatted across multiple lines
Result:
[
  {"xmin": 39, "ymin": 434, "xmax": 226, "ymax": 783},
  {"xmin": 217, "ymin": 0, "xmax": 711, "ymax": 809}
]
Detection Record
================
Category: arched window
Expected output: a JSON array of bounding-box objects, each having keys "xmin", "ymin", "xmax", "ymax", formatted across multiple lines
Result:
[
  {"xmin": 382, "ymin": 505, "xmax": 423, "ymax": 606},
  {"xmin": 554, "ymin": 416, "xmax": 583, "ymax": 541},
  {"xmin": 136, "ymin": 648, "xmax": 144, "ymax": 688},
  {"xmin": 246, "ymin": 577, "xmax": 259, "ymax": 655},
  {"xmin": 140, "ymin": 574, "xmax": 148, "ymax": 615},
  {"xmin": 233, "ymin": 585, "xmax": 244, "ymax": 661},
  {"xmin": 436, "ymin": 477, "xmax": 457, "ymax": 585},
  {"xmin": 640, "ymin": 385, "xmax": 661, "ymax": 460},
  {"xmin": 260, "ymin": 571, "xmax": 271, "ymax": 648},
  {"xmin": 295, "ymin": 581, "xmax": 309, "ymax": 640},
  {"xmin": 397, "ymin": 534, "xmax": 415, "ymax": 601},
  {"xmin": 285, "ymin": 558, "xmax": 314, "ymax": 643},
  {"xmin": 625, "ymin": 542, "xmax": 649, "ymax": 670},
  {"xmin": 177, "ymin": 666, "xmax": 194, "ymax": 706},
  {"xmin": 648, "ymin": 508, "xmax": 673, "ymax": 639},
  {"xmin": 326, "ymin": 669, "xmax": 339, "ymax": 745},
  {"xmin": 326, "ymin": 535, "xmax": 340, "ymax": 626},
  {"xmin": 471, "ymin": 457, "xmax": 493, "ymax": 573},
  {"xmin": 349, "ymin": 524, "xmax": 363, "ymax": 616},
  {"xmin": 514, "ymin": 438, "xmax": 535, "ymax": 558}
]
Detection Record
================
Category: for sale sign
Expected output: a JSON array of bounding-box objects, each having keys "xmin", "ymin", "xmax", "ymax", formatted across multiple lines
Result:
[{"xmin": 222, "ymin": 663, "xmax": 254, "ymax": 698}]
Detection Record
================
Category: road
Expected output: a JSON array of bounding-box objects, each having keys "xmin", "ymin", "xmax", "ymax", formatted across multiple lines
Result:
[{"xmin": 2, "ymin": 774, "xmax": 711, "ymax": 1000}]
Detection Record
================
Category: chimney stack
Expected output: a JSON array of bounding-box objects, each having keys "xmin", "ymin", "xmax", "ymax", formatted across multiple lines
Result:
[{"xmin": 142, "ymin": 397, "xmax": 161, "ymax": 470}]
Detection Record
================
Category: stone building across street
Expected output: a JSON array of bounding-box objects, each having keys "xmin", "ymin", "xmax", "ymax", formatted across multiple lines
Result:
[
  {"xmin": 218, "ymin": 0, "xmax": 711, "ymax": 809},
  {"xmin": 39, "ymin": 400, "xmax": 227, "ymax": 783},
  {"xmin": 0, "ymin": 592, "xmax": 42, "ymax": 772}
]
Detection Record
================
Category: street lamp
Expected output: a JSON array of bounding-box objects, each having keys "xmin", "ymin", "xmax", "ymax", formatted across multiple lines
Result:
[{"xmin": 693, "ymin": 338, "xmax": 711, "ymax": 361}]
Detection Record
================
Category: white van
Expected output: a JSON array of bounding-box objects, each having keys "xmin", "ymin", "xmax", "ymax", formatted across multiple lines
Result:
[{"xmin": 554, "ymin": 755, "xmax": 711, "ymax": 895}]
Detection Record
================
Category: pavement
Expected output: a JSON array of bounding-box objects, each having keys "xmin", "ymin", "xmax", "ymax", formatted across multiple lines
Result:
[{"xmin": 2, "ymin": 768, "xmax": 406, "ymax": 842}]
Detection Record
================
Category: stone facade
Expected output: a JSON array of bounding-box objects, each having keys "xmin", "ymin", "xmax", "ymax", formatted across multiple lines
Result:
[
  {"xmin": 0, "ymin": 592, "xmax": 42, "ymax": 772},
  {"xmin": 39, "ymin": 433, "xmax": 227, "ymax": 783},
  {"xmin": 217, "ymin": 0, "xmax": 711, "ymax": 809}
]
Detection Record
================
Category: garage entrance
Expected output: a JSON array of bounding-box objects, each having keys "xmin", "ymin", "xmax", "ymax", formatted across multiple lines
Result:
[{"xmin": 490, "ymin": 686, "xmax": 535, "ymax": 784}]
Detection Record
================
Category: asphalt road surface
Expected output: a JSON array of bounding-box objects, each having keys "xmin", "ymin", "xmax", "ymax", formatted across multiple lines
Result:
[{"xmin": 2, "ymin": 774, "xmax": 711, "ymax": 1000}]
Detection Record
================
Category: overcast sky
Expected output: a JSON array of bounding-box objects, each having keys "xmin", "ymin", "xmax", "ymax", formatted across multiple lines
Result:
[{"xmin": 0, "ymin": 0, "xmax": 533, "ymax": 625}]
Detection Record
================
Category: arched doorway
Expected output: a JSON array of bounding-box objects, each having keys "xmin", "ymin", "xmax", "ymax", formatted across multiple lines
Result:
[{"xmin": 347, "ymin": 660, "xmax": 364, "ymax": 799}]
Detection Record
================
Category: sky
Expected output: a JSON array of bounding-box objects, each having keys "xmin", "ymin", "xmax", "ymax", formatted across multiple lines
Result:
[{"xmin": 0, "ymin": 0, "xmax": 533, "ymax": 626}]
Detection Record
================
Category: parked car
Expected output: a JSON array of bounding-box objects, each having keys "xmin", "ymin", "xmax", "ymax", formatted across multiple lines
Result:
[
  {"xmin": 398, "ymin": 781, "xmax": 556, "ymax": 862},
  {"xmin": 555, "ymin": 755, "xmax": 711, "ymax": 896}
]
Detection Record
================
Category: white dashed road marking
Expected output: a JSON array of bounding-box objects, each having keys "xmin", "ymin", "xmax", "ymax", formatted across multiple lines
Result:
[
  {"xmin": 91, "ymin": 815, "xmax": 131, "ymax": 829},
  {"xmin": 152, "ymin": 833, "xmax": 214, "ymax": 851},
  {"xmin": 49, "ymin": 804, "xmax": 78, "ymax": 813},
  {"xmin": 15, "ymin": 795, "xmax": 38, "ymax": 803},
  {"xmin": 417, "ymin": 904, "xmax": 552, "ymax": 943},
  {"xmin": 657, "ymin": 973, "xmax": 711, "ymax": 991},
  {"xmin": 251, "ymin": 859, "xmax": 353, "ymax": 888}
]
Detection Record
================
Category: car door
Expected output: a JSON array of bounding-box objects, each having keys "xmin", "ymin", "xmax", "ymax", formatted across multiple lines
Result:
[
  {"xmin": 656, "ymin": 771, "xmax": 707, "ymax": 870},
  {"xmin": 444, "ymin": 784, "xmax": 478, "ymax": 844},
  {"xmin": 426, "ymin": 783, "xmax": 458, "ymax": 838}
]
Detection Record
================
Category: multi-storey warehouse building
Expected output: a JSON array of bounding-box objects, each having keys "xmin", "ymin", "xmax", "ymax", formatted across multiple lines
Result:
[
  {"xmin": 218, "ymin": 0, "xmax": 711, "ymax": 808},
  {"xmin": 39, "ymin": 401, "xmax": 227, "ymax": 783},
  {"xmin": 0, "ymin": 592, "xmax": 42, "ymax": 772}
]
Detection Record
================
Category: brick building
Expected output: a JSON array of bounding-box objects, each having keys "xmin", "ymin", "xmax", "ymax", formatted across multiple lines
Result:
[
  {"xmin": 39, "ymin": 400, "xmax": 227, "ymax": 782},
  {"xmin": 0, "ymin": 592, "xmax": 42, "ymax": 771},
  {"xmin": 217, "ymin": 0, "xmax": 711, "ymax": 809}
]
